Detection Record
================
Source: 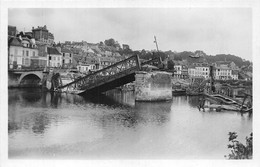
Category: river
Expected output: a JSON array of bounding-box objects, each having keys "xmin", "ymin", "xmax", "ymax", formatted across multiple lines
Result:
[{"xmin": 8, "ymin": 89, "xmax": 252, "ymax": 159}]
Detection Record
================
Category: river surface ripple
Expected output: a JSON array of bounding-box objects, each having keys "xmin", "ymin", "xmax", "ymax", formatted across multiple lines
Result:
[{"xmin": 8, "ymin": 89, "xmax": 252, "ymax": 159}]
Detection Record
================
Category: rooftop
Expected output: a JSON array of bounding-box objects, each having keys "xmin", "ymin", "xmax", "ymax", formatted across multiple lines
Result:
[
  {"xmin": 47, "ymin": 47, "xmax": 61, "ymax": 55},
  {"xmin": 8, "ymin": 37, "xmax": 23, "ymax": 47},
  {"xmin": 61, "ymin": 48, "xmax": 72, "ymax": 53}
]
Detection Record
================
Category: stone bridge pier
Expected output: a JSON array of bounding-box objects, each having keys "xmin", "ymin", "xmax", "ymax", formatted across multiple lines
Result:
[{"xmin": 135, "ymin": 71, "xmax": 173, "ymax": 101}]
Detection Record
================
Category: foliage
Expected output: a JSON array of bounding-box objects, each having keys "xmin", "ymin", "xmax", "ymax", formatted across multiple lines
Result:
[
  {"xmin": 225, "ymin": 132, "xmax": 253, "ymax": 159},
  {"xmin": 139, "ymin": 51, "xmax": 167, "ymax": 61},
  {"xmin": 104, "ymin": 38, "xmax": 121, "ymax": 49},
  {"xmin": 167, "ymin": 60, "xmax": 175, "ymax": 70},
  {"xmin": 163, "ymin": 50, "xmax": 251, "ymax": 67},
  {"xmin": 206, "ymin": 54, "xmax": 251, "ymax": 67}
]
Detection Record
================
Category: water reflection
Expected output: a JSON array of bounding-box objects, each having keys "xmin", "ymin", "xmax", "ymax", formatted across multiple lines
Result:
[
  {"xmin": 188, "ymin": 96, "xmax": 201, "ymax": 108},
  {"xmin": 31, "ymin": 112, "xmax": 50, "ymax": 134},
  {"xmin": 134, "ymin": 101, "xmax": 172, "ymax": 125},
  {"xmin": 8, "ymin": 89, "xmax": 252, "ymax": 159},
  {"xmin": 8, "ymin": 122, "xmax": 20, "ymax": 133}
]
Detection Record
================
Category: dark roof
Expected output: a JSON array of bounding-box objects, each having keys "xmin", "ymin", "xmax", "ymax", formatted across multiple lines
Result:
[
  {"xmin": 232, "ymin": 70, "xmax": 239, "ymax": 75},
  {"xmin": 47, "ymin": 47, "xmax": 61, "ymax": 55},
  {"xmin": 61, "ymin": 48, "xmax": 72, "ymax": 53},
  {"xmin": 8, "ymin": 37, "xmax": 23, "ymax": 47}
]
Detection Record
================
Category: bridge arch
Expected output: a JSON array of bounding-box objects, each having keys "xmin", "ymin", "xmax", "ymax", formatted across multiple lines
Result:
[{"xmin": 18, "ymin": 72, "xmax": 43, "ymax": 85}]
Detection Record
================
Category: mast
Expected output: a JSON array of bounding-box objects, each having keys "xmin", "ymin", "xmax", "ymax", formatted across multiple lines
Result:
[
  {"xmin": 154, "ymin": 36, "xmax": 162, "ymax": 64},
  {"xmin": 154, "ymin": 36, "xmax": 159, "ymax": 52}
]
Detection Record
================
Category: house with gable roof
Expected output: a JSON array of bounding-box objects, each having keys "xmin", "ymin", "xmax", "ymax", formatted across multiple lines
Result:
[
  {"xmin": 8, "ymin": 35, "xmax": 40, "ymax": 69},
  {"xmin": 61, "ymin": 47, "xmax": 73, "ymax": 68},
  {"xmin": 47, "ymin": 47, "xmax": 62, "ymax": 67}
]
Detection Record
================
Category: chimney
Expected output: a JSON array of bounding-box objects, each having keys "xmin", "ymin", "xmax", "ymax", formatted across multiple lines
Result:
[{"xmin": 32, "ymin": 27, "xmax": 34, "ymax": 30}]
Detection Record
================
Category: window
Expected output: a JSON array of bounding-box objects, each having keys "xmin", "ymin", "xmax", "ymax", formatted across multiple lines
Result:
[
  {"xmin": 25, "ymin": 58, "xmax": 29, "ymax": 66},
  {"xmin": 33, "ymin": 51, "xmax": 35, "ymax": 57},
  {"xmin": 63, "ymin": 53, "xmax": 65, "ymax": 57},
  {"xmin": 15, "ymin": 49, "xmax": 18, "ymax": 55},
  {"xmin": 23, "ymin": 50, "xmax": 25, "ymax": 56},
  {"xmin": 26, "ymin": 51, "xmax": 29, "ymax": 57},
  {"xmin": 53, "ymin": 57, "xmax": 56, "ymax": 61}
]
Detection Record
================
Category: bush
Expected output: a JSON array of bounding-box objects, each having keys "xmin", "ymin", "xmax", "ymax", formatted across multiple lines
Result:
[{"xmin": 225, "ymin": 132, "xmax": 253, "ymax": 159}]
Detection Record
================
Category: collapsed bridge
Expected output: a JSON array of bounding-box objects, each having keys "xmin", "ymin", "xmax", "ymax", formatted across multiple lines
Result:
[{"xmin": 52, "ymin": 55, "xmax": 161, "ymax": 95}]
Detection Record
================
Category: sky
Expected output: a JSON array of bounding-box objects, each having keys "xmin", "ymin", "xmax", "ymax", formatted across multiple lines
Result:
[{"xmin": 8, "ymin": 8, "xmax": 252, "ymax": 61}]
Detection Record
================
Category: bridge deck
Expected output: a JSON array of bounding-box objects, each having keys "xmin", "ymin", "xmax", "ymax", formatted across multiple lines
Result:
[{"xmin": 57, "ymin": 55, "xmax": 143, "ymax": 94}]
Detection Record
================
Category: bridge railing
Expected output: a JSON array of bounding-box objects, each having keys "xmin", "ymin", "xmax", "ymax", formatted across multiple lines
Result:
[{"xmin": 58, "ymin": 55, "xmax": 141, "ymax": 92}]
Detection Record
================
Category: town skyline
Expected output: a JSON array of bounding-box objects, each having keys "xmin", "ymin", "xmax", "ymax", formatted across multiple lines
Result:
[{"xmin": 9, "ymin": 8, "xmax": 252, "ymax": 61}]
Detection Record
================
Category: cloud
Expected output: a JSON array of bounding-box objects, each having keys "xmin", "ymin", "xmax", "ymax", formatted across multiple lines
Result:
[{"xmin": 8, "ymin": 8, "xmax": 252, "ymax": 60}]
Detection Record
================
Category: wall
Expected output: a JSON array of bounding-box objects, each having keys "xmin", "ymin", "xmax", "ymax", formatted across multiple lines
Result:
[
  {"xmin": 8, "ymin": 73, "xmax": 20, "ymax": 87},
  {"xmin": 135, "ymin": 71, "xmax": 172, "ymax": 101}
]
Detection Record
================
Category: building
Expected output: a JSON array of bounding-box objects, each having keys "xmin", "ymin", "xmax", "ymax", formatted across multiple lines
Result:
[
  {"xmin": 47, "ymin": 47, "xmax": 62, "ymax": 67},
  {"xmin": 231, "ymin": 70, "xmax": 239, "ymax": 80},
  {"xmin": 173, "ymin": 62, "xmax": 189, "ymax": 79},
  {"xmin": 8, "ymin": 36, "xmax": 39, "ymax": 69},
  {"xmin": 214, "ymin": 66, "xmax": 232, "ymax": 80},
  {"xmin": 48, "ymin": 32, "xmax": 54, "ymax": 45},
  {"xmin": 32, "ymin": 25, "xmax": 54, "ymax": 45},
  {"xmin": 61, "ymin": 48, "xmax": 73, "ymax": 68},
  {"xmin": 194, "ymin": 63, "xmax": 210, "ymax": 79},
  {"xmin": 24, "ymin": 32, "xmax": 33, "ymax": 38},
  {"xmin": 77, "ymin": 62, "xmax": 96, "ymax": 73},
  {"xmin": 30, "ymin": 43, "xmax": 48, "ymax": 68},
  {"xmin": 65, "ymin": 41, "xmax": 71, "ymax": 45},
  {"xmin": 214, "ymin": 61, "xmax": 239, "ymax": 70},
  {"xmin": 8, "ymin": 25, "xmax": 18, "ymax": 37},
  {"xmin": 187, "ymin": 63, "xmax": 210, "ymax": 79},
  {"xmin": 174, "ymin": 64, "xmax": 182, "ymax": 78},
  {"xmin": 20, "ymin": 37, "xmax": 38, "ymax": 68},
  {"xmin": 122, "ymin": 44, "xmax": 130, "ymax": 50},
  {"xmin": 188, "ymin": 65, "xmax": 196, "ymax": 78},
  {"xmin": 8, "ymin": 37, "xmax": 23, "ymax": 69},
  {"xmin": 99, "ymin": 57, "xmax": 116, "ymax": 69}
]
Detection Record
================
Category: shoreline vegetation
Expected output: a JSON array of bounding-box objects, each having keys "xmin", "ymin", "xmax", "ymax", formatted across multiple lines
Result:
[{"xmin": 225, "ymin": 132, "xmax": 253, "ymax": 159}]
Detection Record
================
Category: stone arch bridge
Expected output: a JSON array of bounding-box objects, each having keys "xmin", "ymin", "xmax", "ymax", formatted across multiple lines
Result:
[{"xmin": 8, "ymin": 70, "xmax": 45, "ymax": 87}]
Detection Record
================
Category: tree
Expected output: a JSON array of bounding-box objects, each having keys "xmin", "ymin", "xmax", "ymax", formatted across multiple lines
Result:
[
  {"xmin": 104, "ymin": 38, "xmax": 116, "ymax": 46},
  {"xmin": 167, "ymin": 60, "xmax": 175, "ymax": 70},
  {"xmin": 104, "ymin": 38, "xmax": 121, "ymax": 49},
  {"xmin": 225, "ymin": 132, "xmax": 253, "ymax": 159}
]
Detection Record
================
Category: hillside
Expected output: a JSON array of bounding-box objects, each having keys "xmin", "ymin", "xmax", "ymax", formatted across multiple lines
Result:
[{"xmin": 165, "ymin": 50, "xmax": 251, "ymax": 67}]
